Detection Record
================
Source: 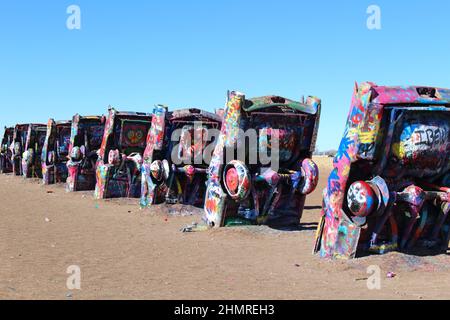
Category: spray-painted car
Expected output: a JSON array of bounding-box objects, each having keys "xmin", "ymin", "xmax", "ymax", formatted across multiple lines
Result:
[
  {"xmin": 66, "ymin": 115, "xmax": 105, "ymax": 192},
  {"xmin": 10, "ymin": 124, "xmax": 30, "ymax": 176},
  {"xmin": 41, "ymin": 119, "xmax": 72, "ymax": 185},
  {"xmin": 94, "ymin": 107, "xmax": 152, "ymax": 199},
  {"xmin": 314, "ymin": 82, "xmax": 450, "ymax": 259},
  {"xmin": 10, "ymin": 123, "xmax": 47, "ymax": 178},
  {"xmin": 140, "ymin": 106, "xmax": 223, "ymax": 208},
  {"xmin": 204, "ymin": 91, "xmax": 321, "ymax": 227},
  {"xmin": 0, "ymin": 127, "xmax": 14, "ymax": 173}
]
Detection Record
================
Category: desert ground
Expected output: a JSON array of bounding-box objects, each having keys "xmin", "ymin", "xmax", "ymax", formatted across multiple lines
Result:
[{"xmin": 1, "ymin": 156, "xmax": 450, "ymax": 300}]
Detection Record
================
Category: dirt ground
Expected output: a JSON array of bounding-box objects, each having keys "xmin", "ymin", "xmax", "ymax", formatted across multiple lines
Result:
[{"xmin": 1, "ymin": 156, "xmax": 450, "ymax": 300}]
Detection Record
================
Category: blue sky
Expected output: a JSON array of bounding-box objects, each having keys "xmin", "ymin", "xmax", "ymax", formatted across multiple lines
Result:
[{"xmin": 1, "ymin": 0, "xmax": 449, "ymax": 150}]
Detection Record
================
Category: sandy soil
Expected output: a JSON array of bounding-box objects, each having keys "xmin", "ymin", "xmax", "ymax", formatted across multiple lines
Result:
[{"xmin": 1, "ymin": 156, "xmax": 450, "ymax": 300}]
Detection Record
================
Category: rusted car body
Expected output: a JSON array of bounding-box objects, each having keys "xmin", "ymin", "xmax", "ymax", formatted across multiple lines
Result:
[
  {"xmin": 94, "ymin": 108, "xmax": 152, "ymax": 199},
  {"xmin": 0, "ymin": 127, "xmax": 14, "ymax": 173},
  {"xmin": 314, "ymin": 83, "xmax": 450, "ymax": 259},
  {"xmin": 10, "ymin": 123, "xmax": 47, "ymax": 178},
  {"xmin": 41, "ymin": 119, "xmax": 72, "ymax": 185},
  {"xmin": 66, "ymin": 115, "xmax": 105, "ymax": 192},
  {"xmin": 204, "ymin": 91, "xmax": 321, "ymax": 227},
  {"xmin": 140, "ymin": 106, "xmax": 223, "ymax": 208}
]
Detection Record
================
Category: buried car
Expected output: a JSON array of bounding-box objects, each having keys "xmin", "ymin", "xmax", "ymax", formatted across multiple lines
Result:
[
  {"xmin": 204, "ymin": 91, "xmax": 321, "ymax": 227},
  {"xmin": 314, "ymin": 82, "xmax": 450, "ymax": 259},
  {"xmin": 94, "ymin": 107, "xmax": 152, "ymax": 199},
  {"xmin": 66, "ymin": 115, "xmax": 105, "ymax": 192},
  {"xmin": 41, "ymin": 119, "xmax": 72, "ymax": 185},
  {"xmin": 10, "ymin": 123, "xmax": 47, "ymax": 178},
  {"xmin": 0, "ymin": 127, "xmax": 14, "ymax": 173},
  {"xmin": 140, "ymin": 106, "xmax": 223, "ymax": 208},
  {"xmin": 10, "ymin": 124, "xmax": 30, "ymax": 176}
]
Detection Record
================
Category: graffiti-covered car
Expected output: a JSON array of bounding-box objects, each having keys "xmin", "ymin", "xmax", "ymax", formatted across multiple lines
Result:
[
  {"xmin": 0, "ymin": 127, "xmax": 14, "ymax": 173},
  {"xmin": 66, "ymin": 115, "xmax": 105, "ymax": 192},
  {"xmin": 94, "ymin": 107, "xmax": 152, "ymax": 199},
  {"xmin": 10, "ymin": 124, "xmax": 30, "ymax": 176},
  {"xmin": 314, "ymin": 82, "xmax": 450, "ymax": 259},
  {"xmin": 10, "ymin": 123, "xmax": 47, "ymax": 178},
  {"xmin": 41, "ymin": 119, "xmax": 72, "ymax": 185},
  {"xmin": 204, "ymin": 91, "xmax": 321, "ymax": 227},
  {"xmin": 140, "ymin": 106, "xmax": 223, "ymax": 208}
]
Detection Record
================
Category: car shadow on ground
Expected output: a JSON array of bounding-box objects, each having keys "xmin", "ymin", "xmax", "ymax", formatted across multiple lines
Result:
[
  {"xmin": 268, "ymin": 222, "xmax": 318, "ymax": 232},
  {"xmin": 304, "ymin": 205, "xmax": 322, "ymax": 210},
  {"xmin": 356, "ymin": 245, "xmax": 450, "ymax": 258}
]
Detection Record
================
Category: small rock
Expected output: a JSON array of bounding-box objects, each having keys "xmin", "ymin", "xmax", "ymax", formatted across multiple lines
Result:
[
  {"xmin": 66, "ymin": 292, "xmax": 73, "ymax": 298},
  {"xmin": 294, "ymin": 264, "xmax": 300, "ymax": 267},
  {"xmin": 45, "ymin": 217, "xmax": 51, "ymax": 222}
]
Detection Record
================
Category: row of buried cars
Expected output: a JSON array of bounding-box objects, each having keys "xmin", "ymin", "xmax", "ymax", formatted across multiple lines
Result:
[{"xmin": 1, "ymin": 83, "xmax": 449, "ymax": 259}]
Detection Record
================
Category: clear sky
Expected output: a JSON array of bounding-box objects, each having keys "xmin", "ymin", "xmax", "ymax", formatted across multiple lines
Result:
[{"xmin": 1, "ymin": 0, "xmax": 449, "ymax": 150}]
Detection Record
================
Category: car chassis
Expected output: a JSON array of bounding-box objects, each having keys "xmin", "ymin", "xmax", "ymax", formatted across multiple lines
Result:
[
  {"xmin": 204, "ymin": 91, "xmax": 321, "ymax": 227},
  {"xmin": 314, "ymin": 82, "xmax": 450, "ymax": 259},
  {"xmin": 140, "ymin": 105, "xmax": 223, "ymax": 208},
  {"xmin": 94, "ymin": 107, "xmax": 152, "ymax": 199}
]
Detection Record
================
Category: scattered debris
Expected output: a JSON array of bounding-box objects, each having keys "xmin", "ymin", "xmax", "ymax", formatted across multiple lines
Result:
[
  {"xmin": 180, "ymin": 223, "xmax": 196, "ymax": 232},
  {"xmin": 180, "ymin": 222, "xmax": 209, "ymax": 233},
  {"xmin": 355, "ymin": 277, "xmax": 368, "ymax": 281},
  {"xmin": 387, "ymin": 272, "xmax": 396, "ymax": 278}
]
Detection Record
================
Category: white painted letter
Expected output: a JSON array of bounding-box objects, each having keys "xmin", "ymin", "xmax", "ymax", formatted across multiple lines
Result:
[
  {"xmin": 367, "ymin": 265, "xmax": 381, "ymax": 290},
  {"xmin": 67, "ymin": 5, "xmax": 81, "ymax": 30},
  {"xmin": 66, "ymin": 265, "xmax": 81, "ymax": 290},
  {"xmin": 366, "ymin": 5, "xmax": 381, "ymax": 30}
]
